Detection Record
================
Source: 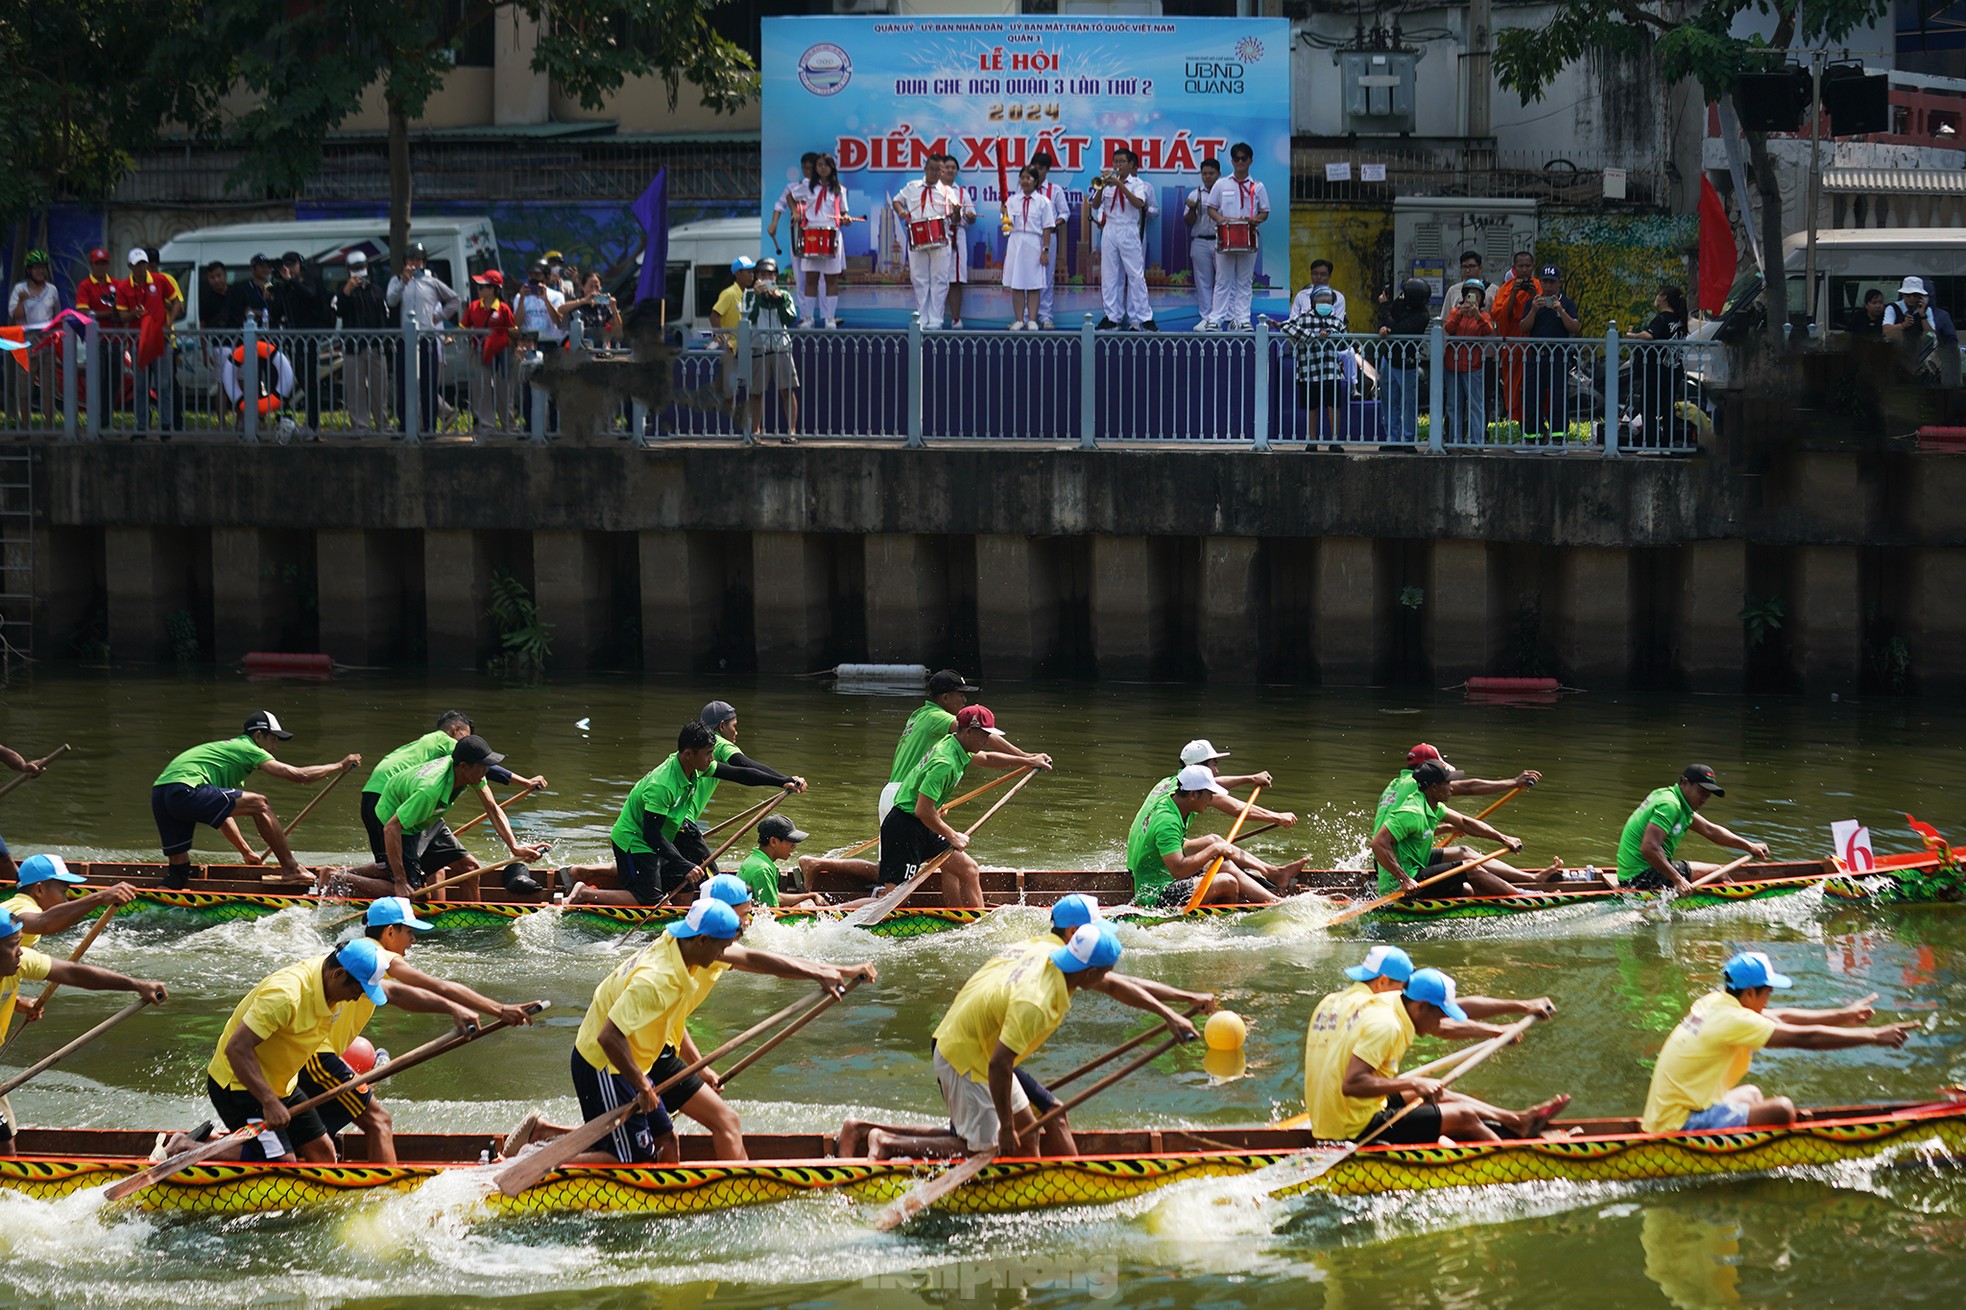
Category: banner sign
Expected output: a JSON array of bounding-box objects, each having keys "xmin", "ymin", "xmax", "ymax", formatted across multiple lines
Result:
[{"xmin": 760, "ymin": 15, "xmax": 1291, "ymax": 321}]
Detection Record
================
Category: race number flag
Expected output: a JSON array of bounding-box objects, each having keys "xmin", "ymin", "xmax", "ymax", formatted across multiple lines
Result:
[{"xmin": 1830, "ymin": 820, "xmax": 1874, "ymax": 872}]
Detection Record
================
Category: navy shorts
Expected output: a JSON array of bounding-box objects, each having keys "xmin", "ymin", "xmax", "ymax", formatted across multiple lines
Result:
[
  {"xmin": 296, "ymin": 1050, "xmax": 374, "ymax": 1135},
  {"xmin": 153, "ymin": 782, "xmax": 243, "ymax": 858},
  {"xmin": 569, "ymin": 1046, "xmax": 701, "ymax": 1163},
  {"xmin": 614, "ymin": 825, "xmax": 714, "ymax": 906},
  {"xmin": 206, "ymin": 1075, "xmax": 329, "ymax": 1160}
]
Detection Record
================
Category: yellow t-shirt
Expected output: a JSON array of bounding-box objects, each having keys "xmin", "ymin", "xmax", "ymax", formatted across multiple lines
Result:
[
  {"xmin": 932, "ymin": 947, "xmax": 1072, "ymax": 1082},
  {"xmin": 1, "ymin": 893, "xmax": 41, "ymax": 949},
  {"xmin": 207, "ymin": 956, "xmax": 349, "ymax": 1096},
  {"xmin": 1641, "ymin": 991, "xmax": 1778, "ymax": 1133},
  {"xmin": 322, "ymin": 944, "xmax": 400, "ymax": 1055},
  {"xmin": 574, "ymin": 935, "xmax": 713, "ymax": 1075},
  {"xmin": 1302, "ymin": 982, "xmax": 1415, "ymax": 1141},
  {"xmin": 711, "ymin": 283, "xmax": 744, "ymax": 350},
  {"xmin": 0, "ymin": 948, "xmax": 54, "ymax": 1032}
]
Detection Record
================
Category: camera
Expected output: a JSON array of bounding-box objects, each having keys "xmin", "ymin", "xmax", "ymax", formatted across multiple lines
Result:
[{"xmin": 593, "ymin": 293, "xmax": 611, "ymax": 310}]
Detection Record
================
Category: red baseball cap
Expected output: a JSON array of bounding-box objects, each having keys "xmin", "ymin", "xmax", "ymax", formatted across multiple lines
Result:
[
  {"xmin": 954, "ymin": 705, "xmax": 1005, "ymax": 737},
  {"xmin": 1405, "ymin": 743, "xmax": 1443, "ymax": 766},
  {"xmin": 87, "ymin": 247, "xmax": 109, "ymax": 263}
]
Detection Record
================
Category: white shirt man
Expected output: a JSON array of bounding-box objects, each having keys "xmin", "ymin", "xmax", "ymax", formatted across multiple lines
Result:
[
  {"xmin": 894, "ymin": 163, "xmax": 960, "ymax": 329},
  {"xmin": 1185, "ymin": 163, "xmax": 1221, "ymax": 331},
  {"xmin": 1205, "ymin": 149, "xmax": 1271, "ymax": 331},
  {"xmin": 771, "ymin": 172, "xmax": 814, "ymax": 282},
  {"xmin": 1033, "ymin": 162, "xmax": 1069, "ymax": 329},
  {"xmin": 1089, "ymin": 152, "xmax": 1157, "ymax": 329}
]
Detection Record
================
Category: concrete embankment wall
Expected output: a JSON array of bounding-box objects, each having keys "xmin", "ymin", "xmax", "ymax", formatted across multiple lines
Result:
[{"xmin": 34, "ymin": 428, "xmax": 1966, "ymax": 694}]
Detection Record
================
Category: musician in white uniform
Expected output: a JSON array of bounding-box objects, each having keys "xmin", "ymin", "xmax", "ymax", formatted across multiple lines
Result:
[
  {"xmin": 1088, "ymin": 148, "xmax": 1157, "ymax": 331},
  {"xmin": 800, "ymin": 154, "xmax": 854, "ymax": 329},
  {"xmin": 1205, "ymin": 142, "xmax": 1271, "ymax": 332},
  {"xmin": 1185, "ymin": 157, "xmax": 1221, "ymax": 331},
  {"xmin": 1003, "ymin": 166, "xmax": 1058, "ymax": 330},
  {"xmin": 893, "ymin": 156, "xmax": 959, "ymax": 330},
  {"xmin": 939, "ymin": 154, "xmax": 978, "ymax": 329},
  {"xmin": 767, "ymin": 151, "xmax": 818, "ymax": 285},
  {"xmin": 1031, "ymin": 151, "xmax": 1069, "ymax": 330}
]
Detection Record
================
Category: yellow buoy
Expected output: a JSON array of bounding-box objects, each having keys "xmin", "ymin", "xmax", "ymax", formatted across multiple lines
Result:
[{"xmin": 1204, "ymin": 1009, "xmax": 1247, "ymax": 1051}]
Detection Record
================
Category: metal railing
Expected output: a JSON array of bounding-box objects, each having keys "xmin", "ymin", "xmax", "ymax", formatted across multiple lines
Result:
[{"xmin": 0, "ymin": 313, "xmax": 1712, "ymax": 454}]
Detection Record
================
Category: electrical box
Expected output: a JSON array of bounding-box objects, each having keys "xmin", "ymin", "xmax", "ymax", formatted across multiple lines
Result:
[
  {"xmin": 1392, "ymin": 198, "xmax": 1538, "ymax": 301},
  {"xmin": 1338, "ymin": 50, "xmax": 1420, "ymax": 135}
]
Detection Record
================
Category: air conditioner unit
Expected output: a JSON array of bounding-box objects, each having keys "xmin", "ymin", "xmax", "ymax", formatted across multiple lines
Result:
[{"xmin": 834, "ymin": 0, "xmax": 895, "ymax": 14}]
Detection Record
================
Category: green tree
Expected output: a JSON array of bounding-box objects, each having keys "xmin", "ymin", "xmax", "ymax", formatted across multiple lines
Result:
[{"xmin": 1494, "ymin": 0, "xmax": 1891, "ymax": 344}]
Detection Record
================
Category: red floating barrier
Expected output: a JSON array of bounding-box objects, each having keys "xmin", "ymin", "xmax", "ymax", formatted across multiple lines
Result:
[
  {"xmin": 1917, "ymin": 427, "xmax": 1966, "ymax": 453},
  {"xmin": 244, "ymin": 652, "xmax": 334, "ymax": 681},
  {"xmin": 1464, "ymin": 676, "xmax": 1561, "ymax": 693}
]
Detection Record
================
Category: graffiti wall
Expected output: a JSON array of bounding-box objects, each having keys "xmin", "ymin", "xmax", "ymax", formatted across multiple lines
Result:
[
  {"xmin": 1536, "ymin": 212, "xmax": 1697, "ymax": 333},
  {"xmin": 1288, "ymin": 204, "xmax": 1392, "ymax": 313}
]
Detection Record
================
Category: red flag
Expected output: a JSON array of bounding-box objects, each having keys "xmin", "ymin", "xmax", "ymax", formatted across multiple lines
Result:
[
  {"xmin": 1905, "ymin": 814, "xmax": 1950, "ymax": 853},
  {"xmin": 1697, "ymin": 175, "xmax": 1737, "ymax": 314},
  {"xmin": 0, "ymin": 328, "xmax": 27, "ymax": 373}
]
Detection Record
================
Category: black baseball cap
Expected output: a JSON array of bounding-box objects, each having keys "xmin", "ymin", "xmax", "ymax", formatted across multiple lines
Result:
[
  {"xmin": 249, "ymin": 253, "xmax": 271, "ymax": 267},
  {"xmin": 758, "ymin": 814, "xmax": 809, "ymax": 843},
  {"xmin": 1681, "ymin": 764, "xmax": 1724, "ymax": 795},
  {"xmin": 280, "ymin": 251, "xmax": 303, "ymax": 265},
  {"xmin": 1411, "ymin": 760, "xmax": 1453, "ymax": 789},
  {"xmin": 404, "ymin": 242, "xmax": 429, "ymax": 260},
  {"xmin": 452, "ymin": 735, "xmax": 505, "ymax": 767},
  {"xmin": 243, "ymin": 711, "xmax": 294, "ymax": 741},
  {"xmin": 928, "ymin": 669, "xmax": 979, "ymax": 696},
  {"xmin": 700, "ymin": 700, "xmax": 737, "ymax": 729},
  {"xmin": 1540, "ymin": 264, "xmax": 1561, "ymax": 279}
]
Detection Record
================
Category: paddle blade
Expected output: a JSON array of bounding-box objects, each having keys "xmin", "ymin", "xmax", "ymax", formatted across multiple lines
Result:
[
  {"xmin": 494, "ymin": 1103, "xmax": 634, "ymax": 1197},
  {"xmin": 868, "ymin": 1150, "xmax": 995, "ymax": 1231},
  {"xmin": 102, "ymin": 1127, "xmax": 254, "ymax": 1202}
]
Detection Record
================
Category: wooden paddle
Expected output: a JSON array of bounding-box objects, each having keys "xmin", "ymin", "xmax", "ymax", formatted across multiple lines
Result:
[
  {"xmin": 1273, "ymin": 1039, "xmax": 1491, "ymax": 1130},
  {"xmin": 0, "ymin": 906, "xmax": 122, "ymax": 1053},
  {"xmin": 1184, "ymin": 786, "xmax": 1263, "ymax": 912},
  {"xmin": 829, "ymin": 768, "xmax": 1030, "ymax": 863},
  {"xmin": 704, "ymin": 975, "xmax": 865, "ymax": 1086},
  {"xmin": 0, "ymin": 994, "xmax": 155, "ymax": 1097},
  {"xmin": 1046, "ymin": 1003, "xmax": 1209, "ymax": 1092},
  {"xmin": 105, "ymin": 1001, "xmax": 549, "ymax": 1202},
  {"xmin": 451, "ymin": 780, "xmax": 545, "ymax": 837},
  {"xmin": 320, "ymin": 859, "xmax": 489, "ymax": 930},
  {"xmin": 254, "ymin": 764, "xmax": 351, "ymax": 861},
  {"xmin": 700, "ymin": 791, "xmax": 789, "ymax": 841},
  {"xmin": 493, "ymin": 987, "xmax": 834, "ymax": 1197},
  {"xmin": 1468, "ymin": 784, "xmax": 1528, "ymax": 824},
  {"xmin": 1681, "ymin": 851, "xmax": 1760, "ymax": 893},
  {"xmin": 847, "ymin": 766, "xmax": 1040, "ymax": 929},
  {"xmin": 1325, "ymin": 845, "xmax": 1516, "ymax": 927},
  {"xmin": 0, "ymin": 744, "xmax": 70, "ymax": 802},
  {"xmin": 652, "ymin": 791, "xmax": 789, "ymax": 910}
]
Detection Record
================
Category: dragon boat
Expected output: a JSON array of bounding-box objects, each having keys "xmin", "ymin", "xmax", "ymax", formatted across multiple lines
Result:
[
  {"xmin": 5, "ymin": 1100, "xmax": 1960, "ymax": 1217},
  {"xmin": 39, "ymin": 850, "xmax": 1955, "ymax": 938}
]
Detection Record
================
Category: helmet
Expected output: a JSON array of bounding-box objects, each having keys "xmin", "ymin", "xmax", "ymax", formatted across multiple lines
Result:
[
  {"xmin": 1401, "ymin": 278, "xmax": 1431, "ymax": 302},
  {"xmin": 23, "ymin": 249, "xmax": 48, "ymax": 268}
]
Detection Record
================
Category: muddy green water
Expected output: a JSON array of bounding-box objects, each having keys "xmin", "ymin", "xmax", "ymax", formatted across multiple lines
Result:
[{"xmin": 0, "ymin": 669, "xmax": 1962, "ymax": 1308}]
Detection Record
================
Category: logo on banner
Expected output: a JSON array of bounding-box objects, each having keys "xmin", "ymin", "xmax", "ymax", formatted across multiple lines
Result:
[
  {"xmin": 1831, "ymin": 820, "xmax": 1874, "ymax": 871},
  {"xmin": 799, "ymin": 44, "xmax": 853, "ymax": 96},
  {"xmin": 1235, "ymin": 36, "xmax": 1266, "ymax": 62}
]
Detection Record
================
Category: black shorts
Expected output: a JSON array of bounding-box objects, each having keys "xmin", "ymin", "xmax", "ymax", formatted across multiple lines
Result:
[
  {"xmin": 296, "ymin": 1050, "xmax": 374, "ymax": 1136},
  {"xmin": 1357, "ymin": 1099, "xmax": 1446, "ymax": 1145},
  {"xmin": 613, "ymin": 825, "xmax": 714, "ymax": 905},
  {"xmin": 152, "ymin": 783, "xmax": 242, "ymax": 858},
  {"xmin": 359, "ymin": 791, "xmax": 387, "ymax": 863},
  {"xmin": 1627, "ymin": 859, "xmax": 1692, "ymax": 892},
  {"xmin": 569, "ymin": 1045, "xmax": 701, "ymax": 1163},
  {"xmin": 1151, "ymin": 878, "xmax": 1197, "ymax": 910},
  {"xmin": 396, "ymin": 822, "xmax": 468, "ymax": 889},
  {"xmin": 206, "ymin": 1074, "xmax": 329, "ymax": 1160},
  {"xmin": 878, "ymin": 808, "xmax": 949, "ymax": 886},
  {"xmin": 1014, "ymin": 1066, "xmax": 1059, "ymax": 1113}
]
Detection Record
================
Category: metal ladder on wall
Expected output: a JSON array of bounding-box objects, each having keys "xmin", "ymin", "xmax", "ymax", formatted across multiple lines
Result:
[{"xmin": 0, "ymin": 451, "xmax": 34, "ymax": 663}]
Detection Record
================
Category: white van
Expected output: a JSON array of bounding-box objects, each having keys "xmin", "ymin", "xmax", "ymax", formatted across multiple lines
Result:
[{"xmin": 614, "ymin": 218, "xmax": 763, "ymax": 337}]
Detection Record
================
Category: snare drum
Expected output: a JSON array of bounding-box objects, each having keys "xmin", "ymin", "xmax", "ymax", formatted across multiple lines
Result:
[
  {"xmin": 907, "ymin": 217, "xmax": 950, "ymax": 250},
  {"xmin": 801, "ymin": 228, "xmax": 839, "ymax": 258},
  {"xmin": 1217, "ymin": 221, "xmax": 1257, "ymax": 252}
]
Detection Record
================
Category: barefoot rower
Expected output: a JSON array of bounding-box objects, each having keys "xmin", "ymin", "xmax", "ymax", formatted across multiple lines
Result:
[
  {"xmin": 1616, "ymin": 765, "xmax": 1769, "ymax": 893},
  {"xmin": 879, "ymin": 705, "xmax": 1051, "ymax": 908},
  {"xmin": 151, "ymin": 712, "xmax": 360, "ymax": 888},
  {"xmin": 1127, "ymin": 741, "xmax": 1306, "ymax": 892},
  {"xmin": 1371, "ymin": 760, "xmax": 1556, "ymax": 898},
  {"xmin": 350, "ymin": 711, "xmax": 545, "ymax": 883},
  {"xmin": 1303, "ymin": 950, "xmax": 1568, "ymax": 1144},
  {"xmin": 570, "ymin": 721, "xmax": 726, "ymax": 908},
  {"xmin": 0, "ymin": 908, "xmax": 168, "ymax": 1154},
  {"xmin": 1374, "ymin": 742, "xmax": 1542, "ymax": 830},
  {"xmin": 331, "ymin": 736, "xmax": 542, "ymax": 902},
  {"xmin": 3, "ymin": 854, "xmax": 137, "ymax": 946},
  {"xmin": 516, "ymin": 898, "xmax": 874, "ymax": 1163},
  {"xmin": 1127, "ymin": 765, "xmax": 1290, "ymax": 907},
  {"xmin": 1640, "ymin": 951, "xmax": 1916, "ymax": 1134},
  {"xmin": 737, "ymin": 815, "xmax": 831, "ymax": 909}
]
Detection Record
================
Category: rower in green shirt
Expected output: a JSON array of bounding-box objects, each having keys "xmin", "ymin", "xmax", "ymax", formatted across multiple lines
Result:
[
  {"xmin": 569, "ymin": 721, "xmax": 729, "ymax": 909},
  {"xmin": 737, "ymin": 814, "xmax": 829, "ymax": 909},
  {"xmin": 1614, "ymin": 764, "xmax": 1767, "ymax": 892},
  {"xmin": 331, "ymin": 735, "xmax": 543, "ymax": 902},
  {"xmin": 1125, "ymin": 765, "xmax": 1289, "ymax": 908},
  {"xmin": 1127, "ymin": 738, "xmax": 1305, "ymax": 892},
  {"xmin": 150, "ymin": 711, "xmax": 360, "ymax": 889},
  {"xmin": 1373, "ymin": 742, "xmax": 1542, "ymax": 832},
  {"xmin": 1368, "ymin": 760, "xmax": 1546, "ymax": 897},
  {"xmin": 350, "ymin": 711, "xmax": 546, "ymax": 887},
  {"xmin": 695, "ymin": 700, "xmax": 807, "ymax": 817}
]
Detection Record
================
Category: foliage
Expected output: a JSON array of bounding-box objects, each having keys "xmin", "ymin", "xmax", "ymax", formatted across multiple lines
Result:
[
  {"xmin": 166, "ymin": 609, "xmax": 201, "ymax": 664},
  {"xmin": 486, "ymin": 570, "xmax": 553, "ymax": 680},
  {"xmin": 1398, "ymin": 586, "xmax": 1426, "ymax": 611},
  {"xmin": 1739, "ymin": 594, "xmax": 1785, "ymax": 648}
]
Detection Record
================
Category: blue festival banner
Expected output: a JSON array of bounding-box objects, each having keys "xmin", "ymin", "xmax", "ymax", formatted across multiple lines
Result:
[{"xmin": 761, "ymin": 15, "xmax": 1291, "ymax": 327}]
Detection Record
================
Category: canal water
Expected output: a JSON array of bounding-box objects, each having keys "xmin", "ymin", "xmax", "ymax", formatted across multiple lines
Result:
[{"xmin": 0, "ymin": 669, "xmax": 1961, "ymax": 1308}]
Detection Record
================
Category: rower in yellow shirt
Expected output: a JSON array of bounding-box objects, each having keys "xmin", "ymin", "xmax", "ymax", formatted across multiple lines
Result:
[
  {"xmin": 1, "ymin": 853, "xmax": 138, "ymax": 948},
  {"xmin": 1640, "ymin": 951, "xmax": 1916, "ymax": 1134}
]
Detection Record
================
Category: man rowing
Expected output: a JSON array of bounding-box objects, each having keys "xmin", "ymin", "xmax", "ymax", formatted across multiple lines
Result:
[
  {"xmin": 0, "ymin": 742, "xmax": 59, "ymax": 881},
  {"xmin": 1639, "ymin": 951, "xmax": 1915, "ymax": 1134},
  {"xmin": 152, "ymin": 711, "xmax": 360, "ymax": 888},
  {"xmin": 1615, "ymin": 764, "xmax": 1768, "ymax": 892},
  {"xmin": 510, "ymin": 897, "xmax": 874, "ymax": 1163},
  {"xmin": 1302, "ymin": 946, "xmax": 1568, "ymax": 1143},
  {"xmin": 328, "ymin": 735, "xmax": 543, "ymax": 902},
  {"xmin": 697, "ymin": 700, "xmax": 807, "ymax": 819},
  {"xmin": 856, "ymin": 922, "xmax": 1208, "ymax": 1160},
  {"xmin": 1127, "ymin": 765, "xmax": 1300, "ymax": 908},
  {"xmin": 347, "ymin": 710, "xmax": 546, "ymax": 885},
  {"xmin": 0, "ymin": 908, "xmax": 168, "ymax": 1155},
  {"xmin": 738, "ymin": 814, "xmax": 832, "ymax": 909},
  {"xmin": 878, "ymin": 705, "xmax": 1052, "ymax": 909},
  {"xmin": 567, "ymin": 721, "xmax": 725, "ymax": 908},
  {"xmin": 3, "ymin": 853, "xmax": 137, "ymax": 946},
  {"xmin": 1127, "ymin": 744, "xmax": 1308, "ymax": 901},
  {"xmin": 294, "ymin": 897, "xmax": 539, "ymax": 1162},
  {"xmin": 1374, "ymin": 742, "xmax": 1541, "ymax": 830},
  {"xmin": 1370, "ymin": 760, "xmax": 1560, "ymax": 899}
]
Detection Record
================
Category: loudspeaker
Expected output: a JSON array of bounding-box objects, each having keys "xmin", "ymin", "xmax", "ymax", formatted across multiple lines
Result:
[
  {"xmin": 1822, "ymin": 67, "xmax": 1891, "ymax": 135},
  {"xmin": 1735, "ymin": 68, "xmax": 1810, "ymax": 133}
]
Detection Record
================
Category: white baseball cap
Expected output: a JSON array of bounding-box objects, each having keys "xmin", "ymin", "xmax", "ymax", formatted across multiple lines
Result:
[
  {"xmin": 126, "ymin": 248, "xmax": 150, "ymax": 266},
  {"xmin": 1899, "ymin": 276, "xmax": 1929, "ymax": 296},
  {"xmin": 1174, "ymin": 764, "xmax": 1228, "ymax": 795},
  {"xmin": 1180, "ymin": 739, "xmax": 1230, "ymax": 766}
]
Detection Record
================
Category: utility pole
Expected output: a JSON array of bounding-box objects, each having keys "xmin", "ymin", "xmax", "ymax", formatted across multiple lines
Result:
[
  {"xmin": 1802, "ymin": 50, "xmax": 1824, "ymax": 333},
  {"xmin": 1465, "ymin": 0, "xmax": 1492, "ymax": 141}
]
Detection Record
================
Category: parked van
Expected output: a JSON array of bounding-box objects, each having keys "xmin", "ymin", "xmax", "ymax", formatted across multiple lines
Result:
[{"xmin": 613, "ymin": 218, "xmax": 761, "ymax": 337}]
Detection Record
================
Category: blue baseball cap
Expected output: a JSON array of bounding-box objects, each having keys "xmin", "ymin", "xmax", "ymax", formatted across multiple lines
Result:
[
  {"xmin": 731, "ymin": 256, "xmax": 756, "ymax": 273},
  {"xmin": 1403, "ymin": 967, "xmax": 1468, "ymax": 1021},
  {"xmin": 16, "ymin": 854, "xmax": 84, "ymax": 888},
  {"xmin": 1051, "ymin": 922, "xmax": 1122, "ymax": 975},
  {"xmin": 336, "ymin": 938, "xmax": 391, "ymax": 1006},
  {"xmin": 700, "ymin": 874, "xmax": 754, "ymax": 908},
  {"xmin": 0, "ymin": 909, "xmax": 20, "ymax": 940},
  {"xmin": 669, "ymin": 898, "xmax": 742, "ymax": 941},
  {"xmin": 1050, "ymin": 894, "xmax": 1101, "ymax": 932},
  {"xmin": 365, "ymin": 896, "xmax": 433, "ymax": 932},
  {"xmin": 1722, "ymin": 951, "xmax": 1793, "ymax": 990},
  {"xmin": 1345, "ymin": 945, "xmax": 1414, "ymax": 983}
]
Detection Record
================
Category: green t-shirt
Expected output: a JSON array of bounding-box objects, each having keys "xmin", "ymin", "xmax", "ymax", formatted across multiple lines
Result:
[
  {"xmin": 1125, "ymin": 786, "xmax": 1192, "ymax": 899},
  {"xmin": 738, "ymin": 847, "xmax": 782, "ymax": 908},
  {"xmin": 362, "ymin": 730, "xmax": 454, "ymax": 797},
  {"xmin": 379, "ymin": 756, "xmax": 482, "ymax": 836},
  {"xmin": 1373, "ymin": 769, "xmax": 1417, "ymax": 830},
  {"xmin": 1617, "ymin": 785, "xmax": 1695, "ymax": 880},
  {"xmin": 154, "ymin": 736, "xmax": 272, "ymax": 790},
  {"xmin": 692, "ymin": 736, "xmax": 740, "ymax": 816},
  {"xmin": 1375, "ymin": 792, "xmax": 1444, "ymax": 893},
  {"xmin": 889, "ymin": 702, "xmax": 956, "ymax": 785},
  {"xmin": 610, "ymin": 753, "xmax": 702, "ymax": 855},
  {"xmin": 893, "ymin": 734, "xmax": 971, "ymax": 816}
]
